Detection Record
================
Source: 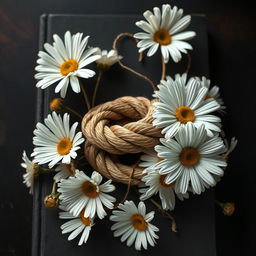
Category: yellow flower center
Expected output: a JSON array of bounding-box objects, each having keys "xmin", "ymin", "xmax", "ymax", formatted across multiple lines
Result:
[
  {"xmin": 159, "ymin": 174, "xmax": 176, "ymax": 187},
  {"xmin": 176, "ymin": 106, "xmax": 195, "ymax": 123},
  {"xmin": 81, "ymin": 181, "xmax": 99, "ymax": 198},
  {"xmin": 60, "ymin": 59, "xmax": 78, "ymax": 76},
  {"xmin": 57, "ymin": 138, "xmax": 72, "ymax": 155},
  {"xmin": 153, "ymin": 29, "xmax": 171, "ymax": 45},
  {"xmin": 179, "ymin": 147, "xmax": 200, "ymax": 167},
  {"xmin": 79, "ymin": 209, "xmax": 91, "ymax": 226},
  {"xmin": 131, "ymin": 214, "xmax": 148, "ymax": 231},
  {"xmin": 205, "ymin": 94, "xmax": 212, "ymax": 100},
  {"xmin": 157, "ymin": 157, "xmax": 164, "ymax": 162}
]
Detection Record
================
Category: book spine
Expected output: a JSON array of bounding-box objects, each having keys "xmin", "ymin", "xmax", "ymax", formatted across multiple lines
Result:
[{"xmin": 31, "ymin": 13, "xmax": 48, "ymax": 256}]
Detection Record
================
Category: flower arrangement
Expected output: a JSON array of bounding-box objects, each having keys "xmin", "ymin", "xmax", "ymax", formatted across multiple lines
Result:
[{"xmin": 21, "ymin": 4, "xmax": 237, "ymax": 251}]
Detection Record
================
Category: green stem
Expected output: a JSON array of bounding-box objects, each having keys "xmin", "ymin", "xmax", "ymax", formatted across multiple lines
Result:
[
  {"xmin": 185, "ymin": 53, "xmax": 191, "ymax": 74},
  {"xmin": 149, "ymin": 198, "xmax": 162, "ymax": 209},
  {"xmin": 51, "ymin": 181, "xmax": 57, "ymax": 194},
  {"xmin": 149, "ymin": 198, "xmax": 177, "ymax": 232},
  {"xmin": 63, "ymin": 105, "xmax": 83, "ymax": 119},
  {"xmin": 215, "ymin": 200, "xmax": 224, "ymax": 208},
  {"xmin": 80, "ymin": 81, "xmax": 91, "ymax": 110},
  {"xmin": 112, "ymin": 32, "xmax": 157, "ymax": 91},
  {"xmin": 161, "ymin": 56, "xmax": 166, "ymax": 81},
  {"xmin": 92, "ymin": 70, "xmax": 104, "ymax": 107}
]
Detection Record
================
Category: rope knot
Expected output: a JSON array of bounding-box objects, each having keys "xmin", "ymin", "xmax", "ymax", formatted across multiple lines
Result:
[{"xmin": 81, "ymin": 96, "xmax": 162, "ymax": 184}]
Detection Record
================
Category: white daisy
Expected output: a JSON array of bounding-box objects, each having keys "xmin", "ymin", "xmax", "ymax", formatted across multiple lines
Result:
[
  {"xmin": 196, "ymin": 76, "xmax": 226, "ymax": 113},
  {"xmin": 154, "ymin": 122, "xmax": 227, "ymax": 194},
  {"xmin": 110, "ymin": 201, "xmax": 159, "ymax": 250},
  {"xmin": 59, "ymin": 207, "xmax": 93, "ymax": 246},
  {"xmin": 21, "ymin": 151, "xmax": 37, "ymax": 194},
  {"xmin": 35, "ymin": 31, "xmax": 100, "ymax": 98},
  {"xmin": 153, "ymin": 73, "xmax": 221, "ymax": 138},
  {"xmin": 31, "ymin": 112, "xmax": 84, "ymax": 168},
  {"xmin": 139, "ymin": 163, "xmax": 188, "ymax": 211},
  {"xmin": 58, "ymin": 170, "xmax": 116, "ymax": 219},
  {"xmin": 54, "ymin": 162, "xmax": 76, "ymax": 182},
  {"xmin": 134, "ymin": 4, "xmax": 196, "ymax": 63},
  {"xmin": 95, "ymin": 48, "xmax": 122, "ymax": 69}
]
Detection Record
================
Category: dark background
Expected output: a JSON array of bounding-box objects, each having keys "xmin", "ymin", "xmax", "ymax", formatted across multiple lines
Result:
[{"xmin": 0, "ymin": 0, "xmax": 255, "ymax": 255}]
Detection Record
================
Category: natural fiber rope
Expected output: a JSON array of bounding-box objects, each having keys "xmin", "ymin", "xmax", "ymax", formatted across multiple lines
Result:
[
  {"xmin": 85, "ymin": 142, "xmax": 143, "ymax": 185},
  {"xmin": 81, "ymin": 96, "xmax": 162, "ymax": 155}
]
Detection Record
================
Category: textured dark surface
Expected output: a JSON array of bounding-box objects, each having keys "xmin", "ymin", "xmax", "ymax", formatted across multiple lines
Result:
[{"xmin": 0, "ymin": 0, "xmax": 255, "ymax": 255}]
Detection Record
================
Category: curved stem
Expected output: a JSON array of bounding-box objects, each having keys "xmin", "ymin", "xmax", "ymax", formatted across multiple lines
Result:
[
  {"xmin": 63, "ymin": 105, "xmax": 83, "ymax": 119},
  {"xmin": 120, "ymin": 167, "xmax": 135, "ymax": 204},
  {"xmin": 149, "ymin": 198, "xmax": 177, "ymax": 232},
  {"xmin": 185, "ymin": 53, "xmax": 192, "ymax": 74},
  {"xmin": 113, "ymin": 32, "xmax": 157, "ymax": 91},
  {"xmin": 161, "ymin": 56, "xmax": 166, "ymax": 81},
  {"xmin": 79, "ymin": 80, "xmax": 91, "ymax": 111},
  {"xmin": 131, "ymin": 186, "xmax": 177, "ymax": 232},
  {"xmin": 92, "ymin": 70, "xmax": 103, "ymax": 107}
]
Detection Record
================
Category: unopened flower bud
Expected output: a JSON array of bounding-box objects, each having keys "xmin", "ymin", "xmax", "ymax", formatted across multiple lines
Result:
[
  {"xmin": 223, "ymin": 202, "xmax": 235, "ymax": 216},
  {"xmin": 50, "ymin": 98, "xmax": 64, "ymax": 112},
  {"xmin": 44, "ymin": 194, "xmax": 59, "ymax": 209}
]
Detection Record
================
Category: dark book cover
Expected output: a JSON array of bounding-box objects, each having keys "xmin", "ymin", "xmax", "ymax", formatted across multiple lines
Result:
[{"xmin": 32, "ymin": 14, "xmax": 216, "ymax": 256}]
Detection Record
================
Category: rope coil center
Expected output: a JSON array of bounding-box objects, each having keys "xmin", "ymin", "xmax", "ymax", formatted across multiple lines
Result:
[{"xmin": 81, "ymin": 96, "xmax": 162, "ymax": 184}]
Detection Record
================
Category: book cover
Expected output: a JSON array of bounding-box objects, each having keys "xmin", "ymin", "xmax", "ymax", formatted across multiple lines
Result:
[{"xmin": 32, "ymin": 14, "xmax": 216, "ymax": 256}]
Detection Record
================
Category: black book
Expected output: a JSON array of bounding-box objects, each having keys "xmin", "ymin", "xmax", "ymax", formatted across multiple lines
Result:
[{"xmin": 33, "ymin": 14, "xmax": 216, "ymax": 256}]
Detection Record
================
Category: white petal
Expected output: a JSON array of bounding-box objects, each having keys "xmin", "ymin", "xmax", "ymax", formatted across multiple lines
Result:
[{"xmin": 70, "ymin": 75, "xmax": 81, "ymax": 93}]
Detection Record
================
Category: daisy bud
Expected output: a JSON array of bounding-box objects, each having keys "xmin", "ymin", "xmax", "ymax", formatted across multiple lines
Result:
[
  {"xmin": 223, "ymin": 202, "xmax": 235, "ymax": 216},
  {"xmin": 94, "ymin": 48, "xmax": 122, "ymax": 71},
  {"xmin": 50, "ymin": 98, "xmax": 64, "ymax": 112},
  {"xmin": 44, "ymin": 194, "xmax": 59, "ymax": 209}
]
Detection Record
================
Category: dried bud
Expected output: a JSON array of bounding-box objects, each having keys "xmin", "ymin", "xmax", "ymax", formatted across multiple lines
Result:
[
  {"xmin": 44, "ymin": 194, "xmax": 59, "ymax": 209},
  {"xmin": 50, "ymin": 98, "xmax": 64, "ymax": 112},
  {"xmin": 223, "ymin": 202, "xmax": 235, "ymax": 216}
]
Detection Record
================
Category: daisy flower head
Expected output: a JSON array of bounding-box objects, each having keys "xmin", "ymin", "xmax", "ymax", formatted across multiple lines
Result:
[
  {"xmin": 35, "ymin": 31, "xmax": 101, "ymax": 98},
  {"xmin": 21, "ymin": 151, "xmax": 37, "ymax": 194},
  {"xmin": 134, "ymin": 4, "xmax": 196, "ymax": 63},
  {"xmin": 110, "ymin": 201, "xmax": 159, "ymax": 250},
  {"xmin": 53, "ymin": 162, "xmax": 76, "ymax": 182},
  {"xmin": 153, "ymin": 73, "xmax": 221, "ymax": 138},
  {"xmin": 154, "ymin": 122, "xmax": 227, "ymax": 195},
  {"xmin": 196, "ymin": 76, "xmax": 226, "ymax": 113},
  {"xmin": 58, "ymin": 170, "xmax": 116, "ymax": 219},
  {"xmin": 140, "ymin": 167, "xmax": 189, "ymax": 211},
  {"xmin": 31, "ymin": 112, "xmax": 84, "ymax": 168},
  {"xmin": 59, "ymin": 207, "xmax": 93, "ymax": 246},
  {"xmin": 95, "ymin": 47, "xmax": 122, "ymax": 70}
]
